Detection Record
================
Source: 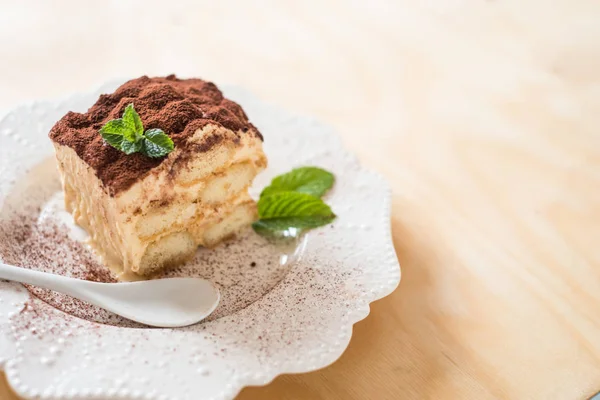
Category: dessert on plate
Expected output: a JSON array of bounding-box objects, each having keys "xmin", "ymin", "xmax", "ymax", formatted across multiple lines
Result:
[{"xmin": 48, "ymin": 75, "xmax": 267, "ymax": 277}]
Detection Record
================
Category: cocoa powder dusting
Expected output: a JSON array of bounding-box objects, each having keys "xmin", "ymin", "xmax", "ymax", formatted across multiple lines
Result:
[
  {"xmin": 48, "ymin": 75, "xmax": 263, "ymax": 195},
  {"xmin": 0, "ymin": 210, "xmax": 141, "ymax": 326}
]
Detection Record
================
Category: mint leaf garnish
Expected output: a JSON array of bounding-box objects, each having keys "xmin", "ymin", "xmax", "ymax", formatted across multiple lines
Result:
[
  {"xmin": 121, "ymin": 139, "xmax": 143, "ymax": 155},
  {"xmin": 253, "ymin": 167, "xmax": 337, "ymax": 238},
  {"xmin": 99, "ymin": 119, "xmax": 127, "ymax": 135},
  {"xmin": 122, "ymin": 103, "xmax": 144, "ymax": 140},
  {"xmin": 258, "ymin": 191, "xmax": 334, "ymax": 219},
  {"xmin": 260, "ymin": 166, "xmax": 334, "ymax": 199},
  {"xmin": 143, "ymin": 129, "xmax": 174, "ymax": 158},
  {"xmin": 99, "ymin": 131, "xmax": 125, "ymax": 149},
  {"xmin": 98, "ymin": 103, "xmax": 174, "ymax": 158}
]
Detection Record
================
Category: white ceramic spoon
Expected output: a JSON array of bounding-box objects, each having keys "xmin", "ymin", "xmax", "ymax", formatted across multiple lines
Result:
[{"xmin": 0, "ymin": 262, "xmax": 220, "ymax": 328}]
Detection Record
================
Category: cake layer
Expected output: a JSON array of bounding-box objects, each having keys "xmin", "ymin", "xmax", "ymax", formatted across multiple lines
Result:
[
  {"xmin": 115, "ymin": 123, "xmax": 266, "ymax": 213},
  {"xmin": 54, "ymin": 127, "xmax": 264, "ymax": 277},
  {"xmin": 136, "ymin": 161, "xmax": 258, "ymax": 240},
  {"xmin": 199, "ymin": 200, "xmax": 258, "ymax": 247},
  {"xmin": 50, "ymin": 76, "xmax": 267, "ymax": 278},
  {"xmin": 138, "ymin": 200, "xmax": 257, "ymax": 276},
  {"xmin": 49, "ymin": 75, "xmax": 264, "ymax": 196}
]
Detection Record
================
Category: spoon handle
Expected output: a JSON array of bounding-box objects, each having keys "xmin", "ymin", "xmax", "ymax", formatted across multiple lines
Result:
[{"xmin": 0, "ymin": 262, "xmax": 88, "ymax": 298}]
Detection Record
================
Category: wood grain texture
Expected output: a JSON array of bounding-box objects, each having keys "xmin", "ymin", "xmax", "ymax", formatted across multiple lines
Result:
[{"xmin": 1, "ymin": 0, "xmax": 600, "ymax": 399}]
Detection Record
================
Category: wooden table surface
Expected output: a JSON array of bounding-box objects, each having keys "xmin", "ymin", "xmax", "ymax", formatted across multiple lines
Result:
[{"xmin": 1, "ymin": 1, "xmax": 600, "ymax": 399}]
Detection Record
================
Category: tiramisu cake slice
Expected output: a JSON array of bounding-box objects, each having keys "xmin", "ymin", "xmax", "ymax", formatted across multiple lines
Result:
[{"xmin": 48, "ymin": 75, "xmax": 267, "ymax": 277}]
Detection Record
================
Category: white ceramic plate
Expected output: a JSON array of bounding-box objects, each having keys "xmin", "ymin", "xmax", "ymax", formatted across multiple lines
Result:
[{"xmin": 0, "ymin": 80, "xmax": 400, "ymax": 400}]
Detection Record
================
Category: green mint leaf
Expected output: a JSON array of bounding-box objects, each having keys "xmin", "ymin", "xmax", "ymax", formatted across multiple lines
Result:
[
  {"xmin": 253, "ymin": 167, "xmax": 337, "ymax": 238},
  {"xmin": 121, "ymin": 139, "xmax": 143, "ymax": 155},
  {"xmin": 258, "ymin": 191, "xmax": 335, "ymax": 219},
  {"xmin": 99, "ymin": 119, "xmax": 127, "ymax": 135},
  {"xmin": 100, "ymin": 132, "xmax": 125, "ymax": 151},
  {"xmin": 98, "ymin": 103, "xmax": 175, "ymax": 158},
  {"xmin": 99, "ymin": 120, "xmax": 127, "ymax": 150},
  {"xmin": 141, "ymin": 128, "xmax": 174, "ymax": 158},
  {"xmin": 260, "ymin": 166, "xmax": 334, "ymax": 198},
  {"xmin": 252, "ymin": 215, "xmax": 336, "ymax": 237},
  {"xmin": 122, "ymin": 103, "xmax": 144, "ymax": 137},
  {"xmin": 99, "ymin": 114, "xmax": 136, "ymax": 144}
]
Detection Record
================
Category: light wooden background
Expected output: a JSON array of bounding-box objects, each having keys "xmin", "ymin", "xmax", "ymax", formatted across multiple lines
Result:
[{"xmin": 1, "ymin": 0, "xmax": 600, "ymax": 399}]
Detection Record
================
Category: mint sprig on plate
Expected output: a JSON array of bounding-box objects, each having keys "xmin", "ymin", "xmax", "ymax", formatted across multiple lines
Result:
[
  {"xmin": 260, "ymin": 166, "xmax": 334, "ymax": 198},
  {"xmin": 253, "ymin": 166, "xmax": 336, "ymax": 237},
  {"xmin": 99, "ymin": 103, "xmax": 174, "ymax": 158}
]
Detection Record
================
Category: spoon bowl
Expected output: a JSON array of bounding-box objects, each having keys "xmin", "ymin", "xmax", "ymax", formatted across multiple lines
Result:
[
  {"xmin": 80, "ymin": 277, "xmax": 221, "ymax": 327},
  {"xmin": 0, "ymin": 262, "xmax": 220, "ymax": 327}
]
